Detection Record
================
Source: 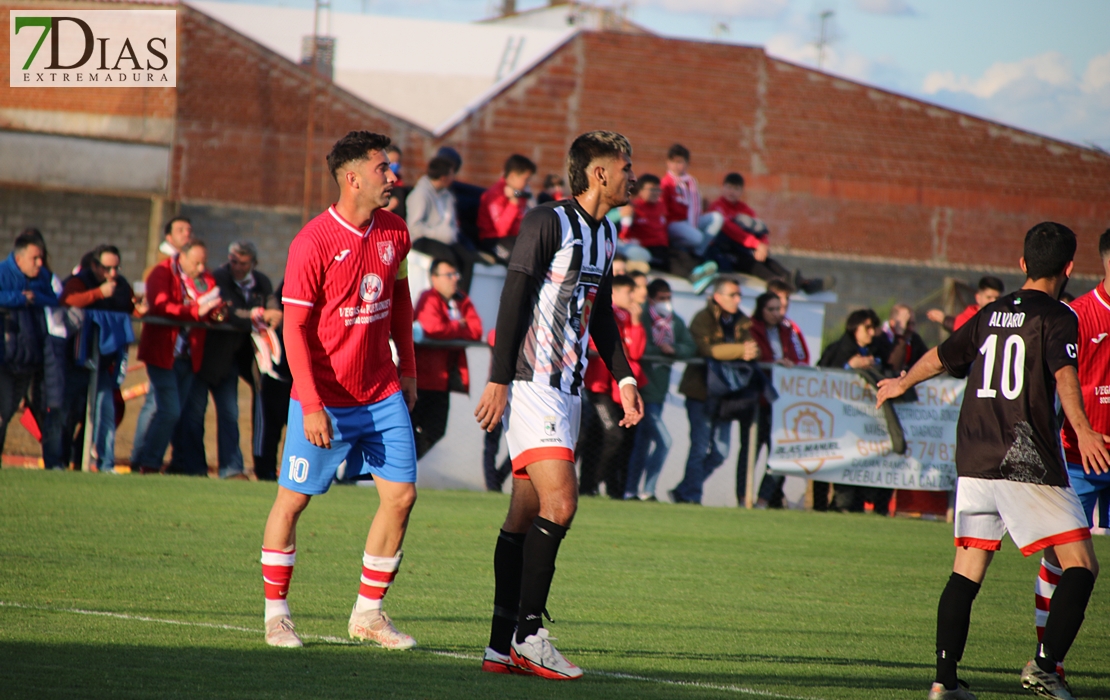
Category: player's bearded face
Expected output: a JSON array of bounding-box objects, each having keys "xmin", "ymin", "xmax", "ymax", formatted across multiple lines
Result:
[
  {"xmin": 603, "ymin": 154, "xmax": 634, "ymax": 208},
  {"xmin": 356, "ymin": 149, "xmax": 396, "ymax": 209}
]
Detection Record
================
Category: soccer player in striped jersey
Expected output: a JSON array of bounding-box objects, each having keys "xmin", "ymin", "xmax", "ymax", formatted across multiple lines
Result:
[
  {"xmin": 877, "ymin": 222, "xmax": 1109, "ymax": 700},
  {"xmin": 474, "ymin": 131, "xmax": 644, "ymax": 680},
  {"xmin": 1034, "ymin": 228, "xmax": 1110, "ymax": 681},
  {"xmin": 260, "ymin": 132, "xmax": 420, "ymax": 651}
]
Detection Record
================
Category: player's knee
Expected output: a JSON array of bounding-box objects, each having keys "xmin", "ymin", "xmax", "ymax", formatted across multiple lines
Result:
[
  {"xmin": 547, "ymin": 495, "xmax": 577, "ymax": 526},
  {"xmin": 385, "ymin": 484, "xmax": 417, "ymax": 514}
]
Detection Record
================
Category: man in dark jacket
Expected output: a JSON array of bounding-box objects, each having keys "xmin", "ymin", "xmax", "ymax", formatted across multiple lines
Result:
[
  {"xmin": 60, "ymin": 244, "xmax": 135, "ymax": 472},
  {"xmin": 178, "ymin": 241, "xmax": 281, "ymax": 479},
  {"xmin": 0, "ymin": 231, "xmax": 59, "ymax": 460},
  {"xmin": 671, "ymin": 277, "xmax": 760, "ymax": 504}
]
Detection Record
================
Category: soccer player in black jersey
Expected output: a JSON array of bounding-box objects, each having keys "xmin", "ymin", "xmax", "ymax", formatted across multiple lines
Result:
[{"xmin": 877, "ymin": 222, "xmax": 1110, "ymax": 700}]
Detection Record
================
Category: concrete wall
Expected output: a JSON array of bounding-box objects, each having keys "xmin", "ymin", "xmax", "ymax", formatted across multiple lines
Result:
[
  {"xmin": 0, "ymin": 187, "xmax": 152, "ymax": 281},
  {"xmin": 178, "ymin": 202, "xmax": 301, "ymax": 282}
]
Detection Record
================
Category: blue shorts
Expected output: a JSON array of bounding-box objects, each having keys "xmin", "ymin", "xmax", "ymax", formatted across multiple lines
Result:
[
  {"xmin": 278, "ymin": 392, "xmax": 417, "ymax": 495},
  {"xmin": 1066, "ymin": 461, "xmax": 1110, "ymax": 529}
]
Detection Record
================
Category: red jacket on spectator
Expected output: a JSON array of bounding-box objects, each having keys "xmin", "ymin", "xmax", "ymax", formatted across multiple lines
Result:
[
  {"xmin": 138, "ymin": 256, "xmax": 216, "ymax": 372},
  {"xmin": 584, "ymin": 306, "xmax": 646, "ymax": 401},
  {"xmin": 621, "ymin": 198, "xmax": 669, "ymax": 248},
  {"xmin": 660, "ymin": 172, "xmax": 701, "ymax": 225},
  {"xmin": 750, "ymin": 317, "xmax": 810, "ymax": 366},
  {"xmin": 953, "ymin": 303, "xmax": 979, "ymax": 330},
  {"xmin": 477, "ymin": 177, "xmax": 526, "ymax": 240},
  {"xmin": 708, "ymin": 197, "xmax": 764, "ymax": 249},
  {"xmin": 414, "ymin": 288, "xmax": 482, "ymax": 393}
]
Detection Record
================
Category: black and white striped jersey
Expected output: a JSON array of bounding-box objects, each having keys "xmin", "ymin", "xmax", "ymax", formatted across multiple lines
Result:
[{"xmin": 490, "ymin": 199, "xmax": 630, "ymax": 396}]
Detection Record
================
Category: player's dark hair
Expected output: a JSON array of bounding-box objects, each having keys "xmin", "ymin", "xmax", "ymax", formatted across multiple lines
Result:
[
  {"xmin": 667, "ymin": 143, "xmax": 690, "ymax": 161},
  {"xmin": 845, "ymin": 309, "xmax": 874, "ymax": 337},
  {"xmin": 327, "ymin": 131, "xmax": 392, "ymax": 182},
  {"xmin": 92, "ymin": 244, "xmax": 121, "ymax": 264},
  {"xmin": 724, "ymin": 172, "xmax": 745, "ymax": 187},
  {"xmin": 647, "ymin": 278, "xmax": 671, "ymax": 298},
  {"xmin": 163, "ymin": 216, "xmax": 190, "ymax": 236},
  {"xmin": 566, "ymin": 131, "xmax": 633, "ymax": 196},
  {"xmin": 426, "ymin": 157, "xmax": 456, "ymax": 180},
  {"xmin": 429, "ymin": 258, "xmax": 456, "ymax": 275},
  {"xmin": 754, "ymin": 292, "xmax": 782, "ymax": 324},
  {"xmin": 503, "ymin": 154, "xmax": 536, "ymax": 176},
  {"xmin": 14, "ymin": 229, "xmax": 43, "ymax": 253},
  {"xmin": 766, "ymin": 279, "xmax": 792, "ymax": 297},
  {"xmin": 612, "ymin": 274, "xmax": 635, "ymax": 290},
  {"xmin": 1023, "ymin": 221, "xmax": 1076, "ymax": 280},
  {"xmin": 1100, "ymin": 229, "xmax": 1110, "ymax": 259},
  {"xmin": 180, "ymin": 238, "xmax": 206, "ymax": 254},
  {"xmin": 977, "ymin": 276, "xmax": 1004, "ymax": 293}
]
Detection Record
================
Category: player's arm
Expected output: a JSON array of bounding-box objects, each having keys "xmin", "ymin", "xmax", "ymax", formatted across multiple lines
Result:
[
  {"xmin": 879, "ymin": 310, "xmax": 981, "ymax": 407},
  {"xmin": 281, "ymin": 238, "xmax": 332, "ymax": 448},
  {"xmin": 1056, "ymin": 365, "xmax": 1110, "ymax": 474},
  {"xmin": 474, "ymin": 209, "xmax": 559, "ymax": 431},
  {"xmin": 875, "ymin": 346, "xmax": 944, "ymax": 407},
  {"xmin": 391, "ymin": 258, "xmax": 417, "ymax": 411},
  {"xmin": 590, "ymin": 276, "xmax": 643, "ymax": 427}
]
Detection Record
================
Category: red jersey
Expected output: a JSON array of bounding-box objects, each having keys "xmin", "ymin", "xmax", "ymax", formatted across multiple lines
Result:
[
  {"xmin": 281, "ymin": 206, "xmax": 415, "ymax": 411},
  {"xmin": 660, "ymin": 171, "xmax": 701, "ymax": 225},
  {"xmin": 953, "ymin": 303, "xmax": 979, "ymax": 330},
  {"xmin": 584, "ymin": 305, "xmax": 646, "ymax": 401},
  {"xmin": 708, "ymin": 197, "xmax": 765, "ymax": 248},
  {"xmin": 621, "ymin": 197, "xmax": 669, "ymax": 247},
  {"xmin": 1060, "ymin": 283, "xmax": 1110, "ymax": 464},
  {"xmin": 477, "ymin": 177, "xmax": 526, "ymax": 240}
]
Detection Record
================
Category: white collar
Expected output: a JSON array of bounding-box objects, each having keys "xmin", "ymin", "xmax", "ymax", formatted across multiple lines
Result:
[{"xmin": 329, "ymin": 206, "xmax": 374, "ymax": 238}]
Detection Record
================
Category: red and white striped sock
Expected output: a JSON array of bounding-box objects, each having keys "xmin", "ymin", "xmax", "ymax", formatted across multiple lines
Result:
[
  {"xmin": 354, "ymin": 550, "xmax": 402, "ymax": 614},
  {"xmin": 1034, "ymin": 557, "xmax": 1062, "ymax": 642},
  {"xmin": 261, "ymin": 547, "xmax": 295, "ymax": 622}
]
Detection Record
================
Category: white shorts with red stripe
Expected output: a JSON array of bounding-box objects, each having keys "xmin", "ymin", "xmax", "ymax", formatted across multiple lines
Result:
[
  {"xmin": 953, "ymin": 476, "xmax": 1091, "ymax": 556},
  {"xmin": 503, "ymin": 380, "xmax": 581, "ymax": 479}
]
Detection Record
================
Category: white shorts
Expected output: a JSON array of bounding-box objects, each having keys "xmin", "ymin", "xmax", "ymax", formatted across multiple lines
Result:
[
  {"xmin": 954, "ymin": 476, "xmax": 1091, "ymax": 556},
  {"xmin": 503, "ymin": 380, "xmax": 581, "ymax": 479}
]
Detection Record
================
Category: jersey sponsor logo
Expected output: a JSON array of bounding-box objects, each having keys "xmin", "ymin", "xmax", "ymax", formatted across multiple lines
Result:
[
  {"xmin": 543, "ymin": 415, "xmax": 556, "ymax": 436},
  {"xmin": 1092, "ymin": 333, "xmax": 1108, "ymax": 344},
  {"xmin": 334, "ymin": 249, "xmax": 351, "ymax": 262},
  {"xmin": 988, "ymin": 311, "xmax": 1025, "ymax": 328},
  {"xmin": 574, "ymin": 287, "xmax": 598, "ymax": 339},
  {"xmin": 359, "ymin": 273, "xmax": 384, "ymax": 303},
  {"xmin": 378, "ymin": 241, "xmax": 395, "ymax": 265}
]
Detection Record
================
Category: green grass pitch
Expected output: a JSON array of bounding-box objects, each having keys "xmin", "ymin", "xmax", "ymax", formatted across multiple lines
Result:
[{"xmin": 1, "ymin": 469, "xmax": 1107, "ymax": 699}]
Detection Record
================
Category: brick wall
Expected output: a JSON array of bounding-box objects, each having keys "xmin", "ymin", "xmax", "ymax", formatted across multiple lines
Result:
[
  {"xmin": 437, "ymin": 32, "xmax": 1110, "ymax": 275},
  {"xmin": 0, "ymin": 186, "xmax": 153, "ymax": 280}
]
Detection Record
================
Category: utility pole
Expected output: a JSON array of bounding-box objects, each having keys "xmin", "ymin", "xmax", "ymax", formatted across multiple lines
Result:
[
  {"xmin": 816, "ymin": 10, "xmax": 833, "ymax": 69},
  {"xmin": 301, "ymin": 0, "xmax": 331, "ymax": 224}
]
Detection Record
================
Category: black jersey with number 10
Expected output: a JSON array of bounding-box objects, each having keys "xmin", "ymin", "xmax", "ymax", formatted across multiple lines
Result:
[{"xmin": 937, "ymin": 289, "xmax": 1079, "ymax": 486}]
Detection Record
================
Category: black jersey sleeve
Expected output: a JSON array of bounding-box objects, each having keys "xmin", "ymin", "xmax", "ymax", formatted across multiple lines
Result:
[
  {"xmin": 1044, "ymin": 304, "xmax": 1079, "ymax": 375},
  {"xmin": 507, "ymin": 207, "xmax": 563, "ymax": 282},
  {"xmin": 937, "ymin": 310, "xmax": 982, "ymax": 379},
  {"xmin": 588, "ymin": 273, "xmax": 633, "ymax": 384}
]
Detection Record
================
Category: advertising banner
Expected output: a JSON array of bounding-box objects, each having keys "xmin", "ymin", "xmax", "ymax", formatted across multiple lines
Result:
[{"xmin": 768, "ymin": 366, "xmax": 964, "ymax": 491}]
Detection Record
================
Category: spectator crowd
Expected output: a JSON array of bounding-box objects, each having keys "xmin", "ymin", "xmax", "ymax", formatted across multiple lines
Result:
[{"xmin": 2, "ymin": 143, "xmax": 1006, "ymax": 512}]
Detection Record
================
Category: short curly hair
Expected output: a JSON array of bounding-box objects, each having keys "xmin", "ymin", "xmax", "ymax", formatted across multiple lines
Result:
[
  {"xmin": 327, "ymin": 131, "xmax": 392, "ymax": 182},
  {"xmin": 566, "ymin": 131, "xmax": 632, "ymax": 196}
]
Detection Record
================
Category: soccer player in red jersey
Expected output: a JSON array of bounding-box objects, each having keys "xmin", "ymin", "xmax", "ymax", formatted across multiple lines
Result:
[
  {"xmin": 1034, "ymin": 229, "xmax": 1110, "ymax": 672},
  {"xmin": 927, "ymin": 276, "xmax": 1005, "ymax": 332},
  {"xmin": 260, "ymin": 131, "xmax": 420, "ymax": 650},
  {"xmin": 877, "ymin": 222, "xmax": 1109, "ymax": 700}
]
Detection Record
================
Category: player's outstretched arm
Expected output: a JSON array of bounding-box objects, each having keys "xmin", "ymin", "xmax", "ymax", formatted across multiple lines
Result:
[
  {"xmin": 875, "ymin": 346, "xmax": 944, "ymax": 408},
  {"xmin": 1056, "ymin": 365, "xmax": 1110, "ymax": 475}
]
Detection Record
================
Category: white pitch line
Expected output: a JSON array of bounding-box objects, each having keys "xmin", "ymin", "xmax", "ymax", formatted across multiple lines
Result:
[{"xmin": 0, "ymin": 600, "xmax": 823, "ymax": 700}]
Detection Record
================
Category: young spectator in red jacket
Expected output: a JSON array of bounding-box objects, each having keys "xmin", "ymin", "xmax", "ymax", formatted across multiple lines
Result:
[
  {"xmin": 660, "ymin": 144, "xmax": 722, "ymax": 258},
  {"xmin": 412, "ymin": 258, "xmax": 483, "ymax": 458},
  {"xmin": 131, "ymin": 240, "xmax": 222, "ymax": 474},
  {"xmin": 708, "ymin": 172, "xmax": 831, "ymax": 294},
  {"xmin": 926, "ymin": 276, "xmax": 1004, "ymax": 332},
  {"xmin": 619, "ymin": 174, "xmax": 669, "ymax": 269},
  {"xmin": 476, "ymin": 154, "xmax": 536, "ymax": 264},
  {"xmin": 750, "ymin": 290, "xmax": 809, "ymax": 367}
]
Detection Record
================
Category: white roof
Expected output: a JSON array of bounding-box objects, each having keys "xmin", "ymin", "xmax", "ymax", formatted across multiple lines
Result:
[{"xmin": 190, "ymin": 1, "xmax": 575, "ymax": 134}]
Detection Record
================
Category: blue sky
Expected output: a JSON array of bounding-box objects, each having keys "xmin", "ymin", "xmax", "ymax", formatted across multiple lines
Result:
[{"xmin": 251, "ymin": 0, "xmax": 1110, "ymax": 149}]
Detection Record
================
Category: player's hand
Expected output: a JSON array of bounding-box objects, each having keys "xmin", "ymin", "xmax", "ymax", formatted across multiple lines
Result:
[
  {"xmin": 1077, "ymin": 428, "xmax": 1110, "ymax": 475},
  {"xmin": 875, "ymin": 375, "xmax": 906, "ymax": 409},
  {"xmin": 401, "ymin": 376, "xmax": 417, "ymax": 411},
  {"xmin": 926, "ymin": 309, "xmax": 945, "ymax": 324},
  {"xmin": 618, "ymin": 383, "xmax": 644, "ymax": 427},
  {"xmin": 475, "ymin": 382, "xmax": 509, "ymax": 432},
  {"xmin": 303, "ymin": 409, "xmax": 333, "ymax": 449}
]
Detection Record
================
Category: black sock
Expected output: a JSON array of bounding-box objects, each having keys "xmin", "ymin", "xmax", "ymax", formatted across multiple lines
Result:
[
  {"xmin": 488, "ymin": 529, "xmax": 526, "ymax": 654},
  {"xmin": 1036, "ymin": 567, "xmax": 1095, "ymax": 674},
  {"xmin": 936, "ymin": 573, "xmax": 981, "ymax": 690},
  {"xmin": 515, "ymin": 517, "xmax": 568, "ymax": 644}
]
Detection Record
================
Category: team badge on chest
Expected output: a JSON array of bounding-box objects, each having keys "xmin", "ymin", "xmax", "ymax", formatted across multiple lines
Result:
[{"xmin": 378, "ymin": 241, "xmax": 395, "ymax": 265}]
